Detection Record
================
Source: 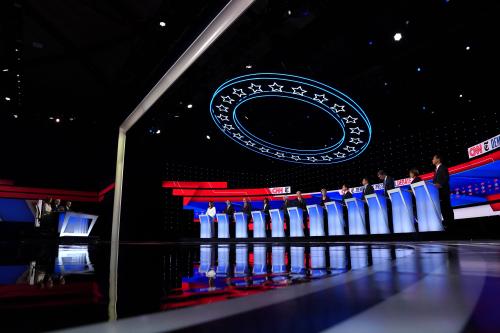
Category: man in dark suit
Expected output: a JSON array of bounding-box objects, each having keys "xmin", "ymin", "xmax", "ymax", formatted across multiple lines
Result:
[
  {"xmin": 280, "ymin": 196, "xmax": 291, "ymax": 237},
  {"xmin": 377, "ymin": 170, "xmax": 395, "ymax": 232},
  {"xmin": 319, "ymin": 188, "xmax": 331, "ymax": 235},
  {"xmin": 262, "ymin": 198, "xmax": 271, "ymax": 237},
  {"xmin": 224, "ymin": 200, "xmax": 235, "ymax": 237},
  {"xmin": 361, "ymin": 178, "xmax": 375, "ymax": 201},
  {"xmin": 432, "ymin": 154, "xmax": 454, "ymax": 229},
  {"xmin": 294, "ymin": 191, "xmax": 309, "ymax": 237}
]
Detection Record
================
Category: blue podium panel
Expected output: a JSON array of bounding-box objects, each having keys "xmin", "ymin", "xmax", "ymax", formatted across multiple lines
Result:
[
  {"xmin": 234, "ymin": 212, "xmax": 248, "ymax": 238},
  {"xmin": 272, "ymin": 246, "xmax": 287, "ymax": 274},
  {"xmin": 269, "ymin": 209, "xmax": 285, "ymax": 238},
  {"xmin": 251, "ymin": 211, "xmax": 266, "ymax": 238},
  {"xmin": 411, "ymin": 181, "xmax": 444, "ymax": 232},
  {"xmin": 388, "ymin": 188, "xmax": 416, "ymax": 233},
  {"xmin": 324, "ymin": 201, "xmax": 345, "ymax": 236},
  {"xmin": 253, "ymin": 245, "xmax": 267, "ymax": 275},
  {"xmin": 58, "ymin": 212, "xmax": 98, "ymax": 237},
  {"xmin": 350, "ymin": 245, "xmax": 369, "ymax": 270},
  {"xmin": 199, "ymin": 214, "xmax": 214, "ymax": 238},
  {"xmin": 287, "ymin": 207, "xmax": 305, "ymax": 237},
  {"xmin": 290, "ymin": 246, "xmax": 306, "ymax": 274},
  {"xmin": 345, "ymin": 198, "xmax": 367, "ymax": 235},
  {"xmin": 371, "ymin": 247, "xmax": 392, "ymax": 271},
  {"xmin": 199, "ymin": 245, "xmax": 213, "ymax": 274},
  {"xmin": 234, "ymin": 244, "xmax": 249, "ymax": 276},
  {"xmin": 307, "ymin": 204, "xmax": 325, "ymax": 237},
  {"xmin": 216, "ymin": 213, "xmax": 230, "ymax": 238},
  {"xmin": 365, "ymin": 193, "xmax": 390, "ymax": 235},
  {"xmin": 329, "ymin": 246, "xmax": 348, "ymax": 271},
  {"xmin": 310, "ymin": 246, "xmax": 327, "ymax": 277},
  {"xmin": 216, "ymin": 244, "xmax": 230, "ymax": 276}
]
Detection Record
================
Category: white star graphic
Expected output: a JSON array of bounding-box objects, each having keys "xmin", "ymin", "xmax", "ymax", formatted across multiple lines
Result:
[
  {"xmin": 232, "ymin": 88, "xmax": 246, "ymax": 98},
  {"xmin": 307, "ymin": 156, "xmax": 318, "ymax": 162},
  {"xmin": 221, "ymin": 96, "xmax": 234, "ymax": 104},
  {"xmin": 223, "ymin": 124, "xmax": 234, "ymax": 130},
  {"xmin": 259, "ymin": 147, "xmax": 270, "ymax": 153},
  {"xmin": 321, "ymin": 155, "xmax": 333, "ymax": 161},
  {"xmin": 217, "ymin": 114, "xmax": 229, "ymax": 121},
  {"xmin": 291, "ymin": 155, "xmax": 301, "ymax": 161},
  {"xmin": 313, "ymin": 94, "xmax": 328, "ymax": 103},
  {"xmin": 275, "ymin": 152, "xmax": 285, "ymax": 158},
  {"xmin": 232, "ymin": 133, "xmax": 243, "ymax": 139},
  {"xmin": 268, "ymin": 82, "xmax": 283, "ymax": 92},
  {"xmin": 331, "ymin": 104, "xmax": 345, "ymax": 113},
  {"xmin": 350, "ymin": 137, "xmax": 363, "ymax": 144},
  {"xmin": 343, "ymin": 146, "xmax": 356, "ymax": 152},
  {"xmin": 333, "ymin": 152, "xmax": 346, "ymax": 158},
  {"xmin": 350, "ymin": 127, "xmax": 365, "ymax": 135},
  {"xmin": 244, "ymin": 140, "xmax": 256, "ymax": 147},
  {"xmin": 342, "ymin": 115, "xmax": 358, "ymax": 124},
  {"xmin": 216, "ymin": 104, "xmax": 229, "ymax": 112},
  {"xmin": 292, "ymin": 86, "xmax": 307, "ymax": 96},
  {"xmin": 248, "ymin": 83, "xmax": 263, "ymax": 93}
]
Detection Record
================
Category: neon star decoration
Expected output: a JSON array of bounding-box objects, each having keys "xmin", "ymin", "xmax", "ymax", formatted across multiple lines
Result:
[{"xmin": 210, "ymin": 73, "xmax": 372, "ymax": 164}]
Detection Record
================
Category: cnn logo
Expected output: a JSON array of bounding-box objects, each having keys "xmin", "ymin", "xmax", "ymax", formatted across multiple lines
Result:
[{"xmin": 468, "ymin": 144, "xmax": 483, "ymax": 157}]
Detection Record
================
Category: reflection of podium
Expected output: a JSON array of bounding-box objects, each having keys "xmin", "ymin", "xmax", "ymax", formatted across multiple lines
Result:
[
  {"xmin": 310, "ymin": 246, "xmax": 327, "ymax": 277},
  {"xmin": 270, "ymin": 209, "xmax": 285, "ymax": 238},
  {"xmin": 253, "ymin": 245, "xmax": 267, "ymax": 274},
  {"xmin": 329, "ymin": 246, "xmax": 347, "ymax": 270},
  {"xmin": 57, "ymin": 212, "xmax": 98, "ymax": 237},
  {"xmin": 345, "ymin": 198, "xmax": 367, "ymax": 235},
  {"xmin": 216, "ymin": 213, "xmax": 230, "ymax": 238},
  {"xmin": 216, "ymin": 244, "xmax": 230, "ymax": 275},
  {"xmin": 234, "ymin": 212, "xmax": 248, "ymax": 238},
  {"xmin": 287, "ymin": 207, "xmax": 305, "ymax": 237},
  {"xmin": 251, "ymin": 211, "xmax": 266, "ymax": 238},
  {"xmin": 234, "ymin": 244, "xmax": 249, "ymax": 276},
  {"xmin": 324, "ymin": 201, "xmax": 345, "ymax": 236},
  {"xmin": 272, "ymin": 246, "xmax": 286, "ymax": 273},
  {"xmin": 365, "ymin": 193, "xmax": 390, "ymax": 234},
  {"xmin": 199, "ymin": 214, "xmax": 214, "ymax": 238},
  {"xmin": 198, "ymin": 245, "xmax": 213, "ymax": 274},
  {"xmin": 411, "ymin": 181, "xmax": 444, "ymax": 232},
  {"xmin": 291, "ymin": 246, "xmax": 306, "ymax": 274},
  {"xmin": 307, "ymin": 204, "xmax": 325, "ymax": 236},
  {"xmin": 388, "ymin": 188, "xmax": 416, "ymax": 233}
]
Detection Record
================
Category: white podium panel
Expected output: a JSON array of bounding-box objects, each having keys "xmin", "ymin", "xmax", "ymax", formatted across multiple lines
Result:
[
  {"xmin": 216, "ymin": 244, "xmax": 230, "ymax": 275},
  {"xmin": 411, "ymin": 181, "xmax": 444, "ymax": 232},
  {"xmin": 290, "ymin": 246, "xmax": 306, "ymax": 274},
  {"xmin": 365, "ymin": 193, "xmax": 390, "ymax": 234},
  {"xmin": 234, "ymin": 212, "xmax": 248, "ymax": 238},
  {"xmin": 216, "ymin": 213, "xmax": 230, "ymax": 238},
  {"xmin": 307, "ymin": 204, "xmax": 325, "ymax": 236},
  {"xmin": 345, "ymin": 198, "xmax": 367, "ymax": 235},
  {"xmin": 388, "ymin": 188, "xmax": 416, "ymax": 233},
  {"xmin": 272, "ymin": 246, "xmax": 287, "ymax": 273},
  {"xmin": 251, "ymin": 211, "xmax": 266, "ymax": 238},
  {"xmin": 287, "ymin": 207, "xmax": 305, "ymax": 237},
  {"xmin": 234, "ymin": 244, "xmax": 249, "ymax": 276},
  {"xmin": 199, "ymin": 214, "xmax": 214, "ymax": 238},
  {"xmin": 269, "ymin": 209, "xmax": 285, "ymax": 237},
  {"xmin": 253, "ymin": 245, "xmax": 267, "ymax": 275},
  {"xmin": 324, "ymin": 201, "xmax": 345, "ymax": 236}
]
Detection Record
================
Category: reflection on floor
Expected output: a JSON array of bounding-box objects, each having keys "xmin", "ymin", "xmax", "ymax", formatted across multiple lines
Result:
[{"xmin": 1, "ymin": 241, "xmax": 500, "ymax": 332}]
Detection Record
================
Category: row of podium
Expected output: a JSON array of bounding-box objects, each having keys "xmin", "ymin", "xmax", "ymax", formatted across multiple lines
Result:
[{"xmin": 200, "ymin": 180, "xmax": 445, "ymax": 239}]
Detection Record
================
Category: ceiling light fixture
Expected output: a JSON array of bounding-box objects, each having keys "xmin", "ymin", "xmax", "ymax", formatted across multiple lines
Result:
[
  {"xmin": 159, "ymin": 21, "xmax": 166, "ymax": 27},
  {"xmin": 393, "ymin": 32, "xmax": 403, "ymax": 41}
]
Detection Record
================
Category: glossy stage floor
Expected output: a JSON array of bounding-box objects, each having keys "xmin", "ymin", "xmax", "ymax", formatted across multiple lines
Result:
[{"xmin": 2, "ymin": 241, "xmax": 500, "ymax": 333}]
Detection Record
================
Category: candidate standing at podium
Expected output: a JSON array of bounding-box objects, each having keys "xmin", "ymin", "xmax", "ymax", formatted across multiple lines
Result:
[
  {"xmin": 319, "ymin": 188, "xmax": 331, "ymax": 235},
  {"xmin": 377, "ymin": 170, "xmax": 395, "ymax": 232},
  {"xmin": 206, "ymin": 201, "xmax": 217, "ymax": 238},
  {"xmin": 242, "ymin": 197, "xmax": 252, "ymax": 215},
  {"xmin": 361, "ymin": 178, "xmax": 374, "ymax": 201},
  {"xmin": 294, "ymin": 191, "xmax": 309, "ymax": 237},
  {"xmin": 224, "ymin": 200, "xmax": 235, "ymax": 237},
  {"xmin": 340, "ymin": 185, "xmax": 352, "ymax": 234},
  {"xmin": 409, "ymin": 169, "xmax": 422, "ymax": 230},
  {"xmin": 281, "ymin": 196, "xmax": 292, "ymax": 237},
  {"xmin": 262, "ymin": 198, "xmax": 271, "ymax": 237},
  {"xmin": 432, "ymin": 154, "xmax": 454, "ymax": 229}
]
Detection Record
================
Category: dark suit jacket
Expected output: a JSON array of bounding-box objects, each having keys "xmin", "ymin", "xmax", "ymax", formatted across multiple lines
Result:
[
  {"xmin": 319, "ymin": 196, "xmax": 331, "ymax": 207},
  {"xmin": 383, "ymin": 176, "xmax": 395, "ymax": 195},
  {"xmin": 433, "ymin": 165, "xmax": 450, "ymax": 192},
  {"xmin": 262, "ymin": 203, "xmax": 270, "ymax": 215},
  {"xmin": 223, "ymin": 205, "xmax": 235, "ymax": 216},
  {"xmin": 281, "ymin": 201, "xmax": 291, "ymax": 216},
  {"xmin": 411, "ymin": 176, "xmax": 422, "ymax": 184},
  {"xmin": 294, "ymin": 198, "xmax": 307, "ymax": 210},
  {"xmin": 341, "ymin": 191, "xmax": 353, "ymax": 202},
  {"xmin": 361, "ymin": 184, "xmax": 374, "ymax": 200},
  {"xmin": 242, "ymin": 203, "xmax": 252, "ymax": 215}
]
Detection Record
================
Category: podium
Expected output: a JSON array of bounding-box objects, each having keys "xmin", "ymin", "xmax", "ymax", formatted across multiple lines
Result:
[
  {"xmin": 216, "ymin": 213, "xmax": 230, "ymax": 238},
  {"xmin": 234, "ymin": 244, "xmax": 249, "ymax": 276},
  {"xmin": 345, "ymin": 198, "xmax": 367, "ymax": 235},
  {"xmin": 57, "ymin": 212, "xmax": 98, "ymax": 237},
  {"xmin": 411, "ymin": 181, "xmax": 444, "ymax": 232},
  {"xmin": 272, "ymin": 246, "xmax": 286, "ymax": 273},
  {"xmin": 199, "ymin": 214, "xmax": 214, "ymax": 238},
  {"xmin": 307, "ymin": 204, "xmax": 325, "ymax": 236},
  {"xmin": 270, "ymin": 209, "xmax": 285, "ymax": 237},
  {"xmin": 251, "ymin": 211, "xmax": 266, "ymax": 238},
  {"xmin": 253, "ymin": 245, "xmax": 267, "ymax": 275},
  {"xmin": 365, "ymin": 193, "xmax": 390, "ymax": 234},
  {"xmin": 216, "ymin": 244, "xmax": 230, "ymax": 275},
  {"xmin": 287, "ymin": 207, "xmax": 305, "ymax": 237},
  {"xmin": 234, "ymin": 212, "xmax": 248, "ymax": 238},
  {"xmin": 388, "ymin": 188, "xmax": 416, "ymax": 233},
  {"xmin": 290, "ymin": 246, "xmax": 306, "ymax": 274},
  {"xmin": 324, "ymin": 201, "xmax": 345, "ymax": 236}
]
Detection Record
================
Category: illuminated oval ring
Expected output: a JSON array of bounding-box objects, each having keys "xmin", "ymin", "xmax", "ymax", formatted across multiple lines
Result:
[{"xmin": 210, "ymin": 73, "xmax": 372, "ymax": 164}]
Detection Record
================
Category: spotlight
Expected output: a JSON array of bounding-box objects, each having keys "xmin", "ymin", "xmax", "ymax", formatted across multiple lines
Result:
[
  {"xmin": 206, "ymin": 135, "xmax": 211, "ymax": 140},
  {"xmin": 417, "ymin": 67, "xmax": 422, "ymax": 72},
  {"xmin": 2, "ymin": 68, "xmax": 8, "ymax": 72},
  {"xmin": 55, "ymin": 118, "xmax": 60, "ymax": 123},
  {"xmin": 49, "ymin": 117, "xmax": 54, "ymax": 120},
  {"xmin": 156, "ymin": 129, "xmax": 161, "ymax": 134},
  {"xmin": 187, "ymin": 104, "xmax": 193, "ymax": 109},
  {"xmin": 459, "ymin": 94, "xmax": 463, "ymax": 98},
  {"xmin": 393, "ymin": 32, "xmax": 403, "ymax": 41},
  {"xmin": 245, "ymin": 64, "xmax": 253, "ymax": 69},
  {"xmin": 159, "ymin": 21, "xmax": 166, "ymax": 27},
  {"xmin": 4, "ymin": 97, "xmax": 11, "ymax": 101},
  {"xmin": 13, "ymin": 114, "xmax": 18, "ymax": 119},
  {"xmin": 465, "ymin": 46, "xmax": 470, "ymax": 51},
  {"xmin": 368, "ymin": 40, "xmax": 374, "ymax": 46},
  {"xmin": 287, "ymin": 10, "xmax": 292, "ymax": 15}
]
